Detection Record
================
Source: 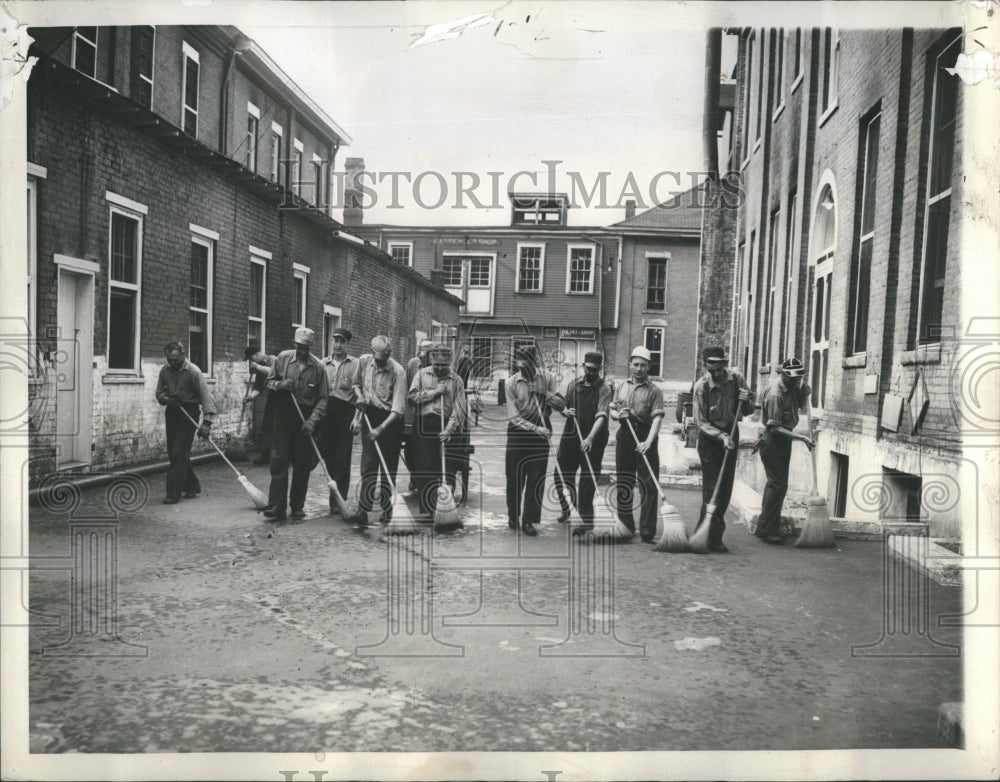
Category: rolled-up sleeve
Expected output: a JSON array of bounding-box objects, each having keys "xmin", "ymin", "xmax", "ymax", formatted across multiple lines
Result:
[
  {"xmin": 444, "ymin": 377, "xmax": 467, "ymax": 436},
  {"xmin": 596, "ymin": 383, "xmax": 612, "ymax": 420},
  {"xmin": 693, "ymin": 379, "xmax": 724, "ymax": 439},
  {"xmin": 506, "ymin": 377, "xmax": 535, "ymax": 432},
  {"xmin": 390, "ymin": 363, "xmax": 407, "ymax": 416}
]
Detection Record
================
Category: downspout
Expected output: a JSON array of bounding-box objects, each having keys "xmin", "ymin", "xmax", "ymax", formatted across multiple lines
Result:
[
  {"xmin": 220, "ymin": 34, "xmax": 252, "ymax": 156},
  {"xmin": 704, "ymin": 28, "xmax": 722, "ymax": 181}
]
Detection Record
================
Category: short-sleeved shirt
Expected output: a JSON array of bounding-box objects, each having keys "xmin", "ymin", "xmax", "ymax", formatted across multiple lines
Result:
[
  {"xmin": 323, "ymin": 354, "xmax": 360, "ymax": 404},
  {"xmin": 506, "ymin": 370, "xmax": 562, "ymax": 431},
  {"xmin": 759, "ymin": 377, "xmax": 805, "ymax": 431},
  {"xmin": 269, "ymin": 349, "xmax": 329, "ymax": 422},
  {"xmin": 355, "ymin": 354, "xmax": 407, "ymax": 416},
  {"xmin": 692, "ymin": 368, "xmax": 754, "ymax": 439},
  {"xmin": 408, "ymin": 367, "xmax": 467, "ymax": 436},
  {"xmin": 155, "ymin": 359, "xmax": 218, "ymax": 416},
  {"xmin": 611, "ymin": 377, "xmax": 665, "ymax": 427},
  {"xmin": 562, "ymin": 376, "xmax": 612, "ymax": 438}
]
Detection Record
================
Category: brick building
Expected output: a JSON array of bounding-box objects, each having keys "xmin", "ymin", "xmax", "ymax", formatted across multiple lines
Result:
[
  {"xmin": 24, "ymin": 25, "xmax": 459, "ymax": 483},
  {"xmin": 707, "ymin": 26, "xmax": 978, "ymax": 539}
]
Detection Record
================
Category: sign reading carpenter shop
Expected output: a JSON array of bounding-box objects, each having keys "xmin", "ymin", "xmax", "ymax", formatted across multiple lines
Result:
[
  {"xmin": 560, "ymin": 327, "xmax": 597, "ymax": 340},
  {"xmin": 437, "ymin": 237, "xmax": 500, "ymax": 246}
]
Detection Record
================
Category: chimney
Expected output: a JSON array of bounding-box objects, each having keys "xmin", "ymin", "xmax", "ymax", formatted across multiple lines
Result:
[
  {"xmin": 343, "ymin": 157, "xmax": 365, "ymax": 226},
  {"xmin": 625, "ymin": 200, "xmax": 636, "ymax": 220}
]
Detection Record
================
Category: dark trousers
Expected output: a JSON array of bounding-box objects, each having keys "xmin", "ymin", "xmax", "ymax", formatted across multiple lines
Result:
[
  {"xmin": 358, "ymin": 407, "xmax": 403, "ymax": 515},
  {"xmin": 164, "ymin": 403, "xmax": 201, "ymax": 500},
  {"xmin": 268, "ymin": 398, "xmax": 319, "ymax": 514},
  {"xmin": 321, "ymin": 397, "xmax": 355, "ymax": 502},
  {"xmin": 757, "ymin": 435, "xmax": 792, "ymax": 538},
  {"xmin": 615, "ymin": 423, "xmax": 660, "ymax": 539},
  {"xmin": 553, "ymin": 430, "xmax": 608, "ymax": 525},
  {"xmin": 411, "ymin": 413, "xmax": 458, "ymax": 515},
  {"xmin": 505, "ymin": 427, "xmax": 550, "ymax": 528},
  {"xmin": 697, "ymin": 431, "xmax": 739, "ymax": 545}
]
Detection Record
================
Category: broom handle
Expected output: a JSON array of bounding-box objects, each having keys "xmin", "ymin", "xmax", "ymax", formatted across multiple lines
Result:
[
  {"xmin": 290, "ymin": 393, "xmax": 337, "ymax": 486},
  {"xmin": 707, "ymin": 411, "xmax": 743, "ymax": 506},
  {"xmin": 362, "ymin": 412, "xmax": 397, "ymax": 496},
  {"xmin": 805, "ymin": 398, "xmax": 819, "ymax": 495},
  {"xmin": 573, "ymin": 412, "xmax": 600, "ymax": 487},
  {"xmin": 533, "ymin": 396, "xmax": 571, "ymax": 503},
  {"xmin": 178, "ymin": 405, "xmax": 242, "ymax": 479},
  {"xmin": 439, "ymin": 396, "xmax": 448, "ymax": 481},
  {"xmin": 624, "ymin": 418, "xmax": 667, "ymax": 505}
]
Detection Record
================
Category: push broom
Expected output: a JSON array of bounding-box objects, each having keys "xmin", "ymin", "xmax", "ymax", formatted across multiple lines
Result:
[
  {"xmin": 686, "ymin": 412, "xmax": 743, "ymax": 554},
  {"xmin": 290, "ymin": 395, "xmax": 352, "ymax": 518},
  {"xmin": 432, "ymin": 402, "xmax": 462, "ymax": 532},
  {"xmin": 570, "ymin": 416, "xmax": 628, "ymax": 541},
  {"xmin": 622, "ymin": 418, "xmax": 682, "ymax": 550},
  {"xmin": 795, "ymin": 401, "xmax": 836, "ymax": 548},
  {"xmin": 363, "ymin": 413, "xmax": 422, "ymax": 535},
  {"xmin": 179, "ymin": 406, "xmax": 268, "ymax": 510}
]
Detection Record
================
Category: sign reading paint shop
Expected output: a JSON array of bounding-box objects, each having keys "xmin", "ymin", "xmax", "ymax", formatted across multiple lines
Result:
[{"xmin": 560, "ymin": 327, "xmax": 597, "ymax": 340}]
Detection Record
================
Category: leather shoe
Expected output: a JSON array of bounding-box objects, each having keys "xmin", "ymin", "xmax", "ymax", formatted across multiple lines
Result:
[
  {"xmin": 708, "ymin": 542, "xmax": 729, "ymax": 553},
  {"xmin": 290, "ymin": 509, "xmax": 306, "ymax": 519},
  {"xmin": 263, "ymin": 508, "xmax": 286, "ymax": 521},
  {"xmin": 508, "ymin": 517, "xmax": 518, "ymax": 530},
  {"xmin": 522, "ymin": 522, "xmax": 538, "ymax": 537},
  {"xmin": 555, "ymin": 511, "xmax": 570, "ymax": 524},
  {"xmin": 163, "ymin": 497, "xmax": 179, "ymax": 505},
  {"xmin": 183, "ymin": 491, "xmax": 200, "ymax": 499},
  {"xmin": 347, "ymin": 511, "xmax": 369, "ymax": 526},
  {"xmin": 641, "ymin": 536, "xmax": 655, "ymax": 543},
  {"xmin": 761, "ymin": 534, "xmax": 784, "ymax": 545}
]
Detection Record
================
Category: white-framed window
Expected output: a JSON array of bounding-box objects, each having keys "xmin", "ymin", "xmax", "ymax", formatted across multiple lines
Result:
[
  {"xmin": 291, "ymin": 139, "xmax": 303, "ymax": 197},
  {"xmin": 566, "ymin": 245, "xmax": 595, "ymax": 294},
  {"xmin": 189, "ymin": 229, "xmax": 216, "ymax": 375},
  {"xmin": 181, "ymin": 42, "xmax": 200, "ymax": 136},
  {"xmin": 810, "ymin": 175, "xmax": 838, "ymax": 410},
  {"xmin": 772, "ymin": 28, "xmax": 785, "ymax": 118},
  {"xmin": 849, "ymin": 107, "xmax": 881, "ymax": 356},
  {"xmin": 27, "ymin": 175, "xmax": 41, "ymax": 355},
  {"xmin": 790, "ymin": 28, "xmax": 804, "ymax": 90},
  {"xmin": 741, "ymin": 30, "xmax": 755, "ymax": 161},
  {"xmin": 734, "ymin": 238, "xmax": 747, "ymax": 373},
  {"xmin": 388, "ymin": 242, "xmax": 413, "ymax": 267},
  {"xmin": 781, "ymin": 191, "xmax": 799, "ymax": 360},
  {"xmin": 106, "ymin": 193, "xmax": 147, "ymax": 373},
  {"xmin": 915, "ymin": 32, "xmax": 960, "ymax": 346},
  {"xmin": 293, "ymin": 263, "xmax": 309, "ymax": 328},
  {"xmin": 311, "ymin": 154, "xmax": 325, "ymax": 206},
  {"xmin": 755, "ymin": 28, "xmax": 764, "ymax": 143},
  {"xmin": 130, "ymin": 26, "xmax": 155, "ymax": 108},
  {"xmin": 248, "ymin": 250, "xmax": 269, "ymax": 350},
  {"xmin": 643, "ymin": 326, "xmax": 665, "ymax": 377},
  {"xmin": 246, "ymin": 102, "xmax": 260, "ymax": 172},
  {"xmin": 820, "ymin": 28, "xmax": 840, "ymax": 121},
  {"xmin": 431, "ymin": 319, "xmax": 448, "ymax": 345},
  {"xmin": 323, "ymin": 305, "xmax": 342, "ymax": 356},
  {"xmin": 442, "ymin": 254, "xmax": 494, "ymax": 315},
  {"xmin": 72, "ymin": 27, "xmax": 98, "ymax": 79},
  {"xmin": 762, "ymin": 208, "xmax": 781, "ymax": 367},
  {"xmin": 645, "ymin": 254, "xmax": 668, "ymax": 310},
  {"xmin": 516, "ymin": 243, "xmax": 545, "ymax": 293},
  {"xmin": 270, "ymin": 122, "xmax": 283, "ymax": 183}
]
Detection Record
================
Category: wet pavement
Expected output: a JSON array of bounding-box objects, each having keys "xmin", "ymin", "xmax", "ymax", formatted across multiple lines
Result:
[{"xmin": 27, "ymin": 416, "xmax": 963, "ymax": 753}]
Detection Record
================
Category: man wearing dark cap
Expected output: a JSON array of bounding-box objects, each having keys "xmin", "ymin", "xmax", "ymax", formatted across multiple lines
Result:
[
  {"xmin": 692, "ymin": 346, "xmax": 755, "ymax": 552},
  {"xmin": 347, "ymin": 335, "xmax": 407, "ymax": 525},
  {"xmin": 756, "ymin": 357, "xmax": 813, "ymax": 544},
  {"xmin": 321, "ymin": 327, "xmax": 361, "ymax": 511},
  {"xmin": 505, "ymin": 345, "xmax": 565, "ymax": 536},
  {"xmin": 553, "ymin": 352, "xmax": 612, "ymax": 533},
  {"xmin": 403, "ymin": 339, "xmax": 435, "ymax": 492},
  {"xmin": 263, "ymin": 327, "xmax": 329, "ymax": 521},
  {"xmin": 407, "ymin": 344, "xmax": 467, "ymax": 516}
]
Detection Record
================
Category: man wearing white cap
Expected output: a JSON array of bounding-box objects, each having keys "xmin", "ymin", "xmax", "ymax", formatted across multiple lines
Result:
[
  {"xmin": 404, "ymin": 339, "xmax": 434, "ymax": 491},
  {"xmin": 321, "ymin": 327, "xmax": 360, "ymax": 511},
  {"xmin": 262, "ymin": 327, "xmax": 328, "ymax": 520},
  {"xmin": 755, "ymin": 357, "xmax": 812, "ymax": 544},
  {"xmin": 610, "ymin": 345, "xmax": 665, "ymax": 542},
  {"xmin": 347, "ymin": 335, "xmax": 407, "ymax": 525}
]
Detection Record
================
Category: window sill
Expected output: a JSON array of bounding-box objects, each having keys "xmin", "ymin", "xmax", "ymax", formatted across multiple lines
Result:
[
  {"xmin": 102, "ymin": 374, "xmax": 145, "ymax": 385},
  {"xmin": 643, "ymin": 308, "xmax": 667, "ymax": 315},
  {"xmin": 819, "ymin": 102, "xmax": 839, "ymax": 128},
  {"xmin": 843, "ymin": 353, "xmax": 867, "ymax": 369},
  {"xmin": 790, "ymin": 73, "xmax": 803, "ymax": 93},
  {"xmin": 772, "ymin": 102, "xmax": 786, "ymax": 122},
  {"xmin": 566, "ymin": 291, "xmax": 595, "ymax": 296},
  {"xmin": 900, "ymin": 344, "xmax": 942, "ymax": 366},
  {"xmin": 515, "ymin": 290, "xmax": 544, "ymax": 295},
  {"xmin": 753, "ymin": 138, "xmax": 762, "ymax": 154},
  {"xmin": 759, "ymin": 364, "xmax": 772, "ymax": 375}
]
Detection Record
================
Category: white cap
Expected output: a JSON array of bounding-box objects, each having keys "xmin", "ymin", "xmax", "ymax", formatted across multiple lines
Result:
[{"xmin": 630, "ymin": 346, "xmax": 652, "ymax": 362}]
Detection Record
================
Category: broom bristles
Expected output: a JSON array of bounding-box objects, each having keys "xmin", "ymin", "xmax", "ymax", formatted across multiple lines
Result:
[
  {"xmin": 385, "ymin": 512, "xmax": 424, "ymax": 535},
  {"xmin": 327, "ymin": 479, "xmax": 352, "ymax": 518},
  {"xmin": 653, "ymin": 503, "xmax": 689, "ymax": 552},
  {"xmin": 579, "ymin": 518, "xmax": 635, "ymax": 543},
  {"xmin": 433, "ymin": 485, "xmax": 462, "ymax": 532},
  {"xmin": 795, "ymin": 495, "xmax": 836, "ymax": 548},
  {"xmin": 688, "ymin": 502, "xmax": 713, "ymax": 554},
  {"xmin": 238, "ymin": 473, "xmax": 269, "ymax": 510}
]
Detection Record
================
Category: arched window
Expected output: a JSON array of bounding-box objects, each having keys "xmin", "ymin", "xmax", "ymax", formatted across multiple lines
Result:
[{"xmin": 809, "ymin": 178, "xmax": 837, "ymax": 410}]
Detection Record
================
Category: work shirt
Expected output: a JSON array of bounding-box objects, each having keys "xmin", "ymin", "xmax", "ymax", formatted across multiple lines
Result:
[
  {"xmin": 610, "ymin": 377, "xmax": 665, "ymax": 427},
  {"xmin": 693, "ymin": 368, "xmax": 754, "ymax": 439},
  {"xmin": 759, "ymin": 376, "xmax": 806, "ymax": 431},
  {"xmin": 323, "ymin": 354, "xmax": 360, "ymax": 404},
  {"xmin": 267, "ymin": 349, "xmax": 329, "ymax": 424},
  {"xmin": 155, "ymin": 359, "xmax": 217, "ymax": 418},
  {"xmin": 354, "ymin": 354, "xmax": 407, "ymax": 416},
  {"xmin": 506, "ymin": 370, "xmax": 565, "ymax": 432},
  {"xmin": 563, "ymin": 376, "xmax": 612, "ymax": 438},
  {"xmin": 408, "ymin": 367, "xmax": 467, "ymax": 437}
]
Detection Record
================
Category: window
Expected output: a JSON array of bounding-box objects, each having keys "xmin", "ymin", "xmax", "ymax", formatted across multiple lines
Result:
[
  {"xmin": 291, "ymin": 139, "xmax": 303, "ymax": 197},
  {"xmin": 470, "ymin": 336, "xmax": 492, "ymax": 378},
  {"xmin": 130, "ymin": 26, "xmax": 154, "ymax": 108},
  {"xmin": 781, "ymin": 191, "xmax": 798, "ymax": 359},
  {"xmin": 644, "ymin": 326, "xmax": 665, "ymax": 377},
  {"xmin": 388, "ymin": 242, "xmax": 413, "ymax": 267},
  {"xmin": 830, "ymin": 452, "xmax": 850, "ymax": 518},
  {"xmin": 821, "ymin": 28, "xmax": 839, "ymax": 119},
  {"xmin": 27, "ymin": 179, "xmax": 38, "ymax": 353},
  {"xmin": 734, "ymin": 240, "xmax": 746, "ymax": 371},
  {"xmin": 107, "ymin": 204, "xmax": 144, "ymax": 372},
  {"xmin": 270, "ymin": 123, "xmax": 283, "ymax": 183},
  {"xmin": 73, "ymin": 27, "xmax": 98, "ymax": 78},
  {"xmin": 311, "ymin": 155, "xmax": 325, "ymax": 206},
  {"xmin": 442, "ymin": 255, "xmax": 494, "ymax": 315},
  {"xmin": 762, "ymin": 209, "xmax": 780, "ymax": 366},
  {"xmin": 646, "ymin": 257, "xmax": 667, "ymax": 310},
  {"xmin": 739, "ymin": 231, "xmax": 758, "ymax": 378},
  {"xmin": 431, "ymin": 320, "xmax": 448, "ymax": 345},
  {"xmin": 181, "ymin": 42, "xmax": 199, "ymax": 136},
  {"xmin": 773, "ymin": 29, "xmax": 785, "ymax": 116},
  {"xmin": 792, "ymin": 28, "xmax": 803, "ymax": 86},
  {"xmin": 566, "ymin": 245, "xmax": 595, "ymax": 294},
  {"xmin": 246, "ymin": 103, "xmax": 260, "ymax": 172},
  {"xmin": 915, "ymin": 32, "xmax": 960, "ymax": 345},
  {"xmin": 189, "ymin": 237, "xmax": 213, "ymax": 374},
  {"xmin": 248, "ymin": 254, "xmax": 267, "ymax": 349},
  {"xmin": 442, "ymin": 257, "xmax": 463, "ymax": 287},
  {"xmin": 810, "ymin": 179, "xmax": 837, "ymax": 409},
  {"xmin": 293, "ymin": 264, "xmax": 309, "ymax": 329},
  {"xmin": 322, "ymin": 305, "xmax": 342, "ymax": 356},
  {"xmin": 742, "ymin": 31, "xmax": 754, "ymax": 159},
  {"xmin": 516, "ymin": 244, "xmax": 545, "ymax": 293},
  {"xmin": 755, "ymin": 28, "xmax": 764, "ymax": 142},
  {"xmin": 849, "ymin": 107, "xmax": 881, "ymax": 355}
]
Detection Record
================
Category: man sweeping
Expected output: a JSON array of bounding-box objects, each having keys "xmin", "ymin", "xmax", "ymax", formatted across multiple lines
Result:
[
  {"xmin": 347, "ymin": 335, "xmax": 407, "ymax": 525},
  {"xmin": 692, "ymin": 346, "xmax": 755, "ymax": 553},
  {"xmin": 155, "ymin": 342, "xmax": 216, "ymax": 504},
  {"xmin": 553, "ymin": 352, "xmax": 612, "ymax": 535},
  {"xmin": 505, "ymin": 345, "xmax": 565, "ymax": 537},
  {"xmin": 403, "ymin": 339, "xmax": 434, "ymax": 492},
  {"xmin": 263, "ymin": 327, "xmax": 328, "ymax": 521},
  {"xmin": 407, "ymin": 344, "xmax": 467, "ymax": 517},
  {"xmin": 321, "ymin": 327, "xmax": 361, "ymax": 513},
  {"xmin": 755, "ymin": 357, "xmax": 813, "ymax": 544},
  {"xmin": 610, "ymin": 346, "xmax": 665, "ymax": 543}
]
